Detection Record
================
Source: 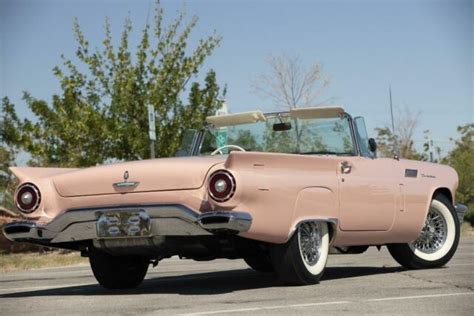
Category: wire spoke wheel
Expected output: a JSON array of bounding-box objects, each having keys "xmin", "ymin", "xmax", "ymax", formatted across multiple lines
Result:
[
  {"xmin": 388, "ymin": 195, "xmax": 460, "ymax": 269},
  {"xmin": 411, "ymin": 207, "xmax": 448, "ymax": 254},
  {"xmin": 298, "ymin": 222, "xmax": 322, "ymax": 266},
  {"xmin": 270, "ymin": 221, "xmax": 329, "ymax": 285}
]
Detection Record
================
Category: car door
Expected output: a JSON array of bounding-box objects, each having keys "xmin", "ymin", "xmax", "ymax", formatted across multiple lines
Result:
[
  {"xmin": 338, "ymin": 157, "xmax": 402, "ymax": 231},
  {"xmin": 338, "ymin": 117, "xmax": 402, "ymax": 231}
]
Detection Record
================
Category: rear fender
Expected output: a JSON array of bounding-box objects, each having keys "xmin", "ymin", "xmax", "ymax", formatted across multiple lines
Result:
[
  {"xmin": 9, "ymin": 167, "xmax": 78, "ymax": 183},
  {"xmin": 288, "ymin": 186, "xmax": 339, "ymax": 244},
  {"xmin": 8, "ymin": 167, "xmax": 77, "ymax": 220}
]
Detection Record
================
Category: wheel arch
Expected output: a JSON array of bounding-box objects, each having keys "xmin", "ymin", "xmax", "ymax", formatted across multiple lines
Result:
[
  {"xmin": 432, "ymin": 187, "xmax": 454, "ymax": 205},
  {"xmin": 417, "ymin": 187, "xmax": 455, "ymax": 233},
  {"xmin": 289, "ymin": 186, "xmax": 338, "ymax": 244},
  {"xmin": 288, "ymin": 218, "xmax": 338, "ymax": 245}
]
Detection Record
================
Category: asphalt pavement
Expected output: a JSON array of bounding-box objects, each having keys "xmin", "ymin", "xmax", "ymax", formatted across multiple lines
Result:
[{"xmin": 1, "ymin": 237, "xmax": 473, "ymax": 315}]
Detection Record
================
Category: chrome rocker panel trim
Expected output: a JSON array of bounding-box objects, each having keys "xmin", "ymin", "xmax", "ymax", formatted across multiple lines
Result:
[
  {"xmin": 2, "ymin": 204, "xmax": 253, "ymax": 244},
  {"xmin": 455, "ymin": 203, "xmax": 468, "ymax": 224}
]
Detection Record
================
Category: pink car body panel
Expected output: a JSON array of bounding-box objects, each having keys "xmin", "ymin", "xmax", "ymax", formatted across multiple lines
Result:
[{"xmin": 8, "ymin": 150, "xmax": 458, "ymax": 247}]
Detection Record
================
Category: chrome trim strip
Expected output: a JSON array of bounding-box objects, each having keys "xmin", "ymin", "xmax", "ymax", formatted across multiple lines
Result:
[
  {"xmin": 113, "ymin": 181, "xmax": 140, "ymax": 188},
  {"xmin": 455, "ymin": 203, "xmax": 468, "ymax": 224},
  {"xmin": 346, "ymin": 114, "xmax": 361, "ymax": 157}
]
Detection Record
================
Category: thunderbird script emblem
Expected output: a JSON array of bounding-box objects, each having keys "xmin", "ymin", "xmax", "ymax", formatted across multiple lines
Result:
[{"xmin": 113, "ymin": 170, "xmax": 140, "ymax": 188}]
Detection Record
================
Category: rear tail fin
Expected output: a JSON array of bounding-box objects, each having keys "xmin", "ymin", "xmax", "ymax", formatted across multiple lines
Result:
[{"xmin": 9, "ymin": 167, "xmax": 79, "ymax": 183}]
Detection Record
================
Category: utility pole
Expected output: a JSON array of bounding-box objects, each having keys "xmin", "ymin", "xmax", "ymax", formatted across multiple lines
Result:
[
  {"xmin": 389, "ymin": 85, "xmax": 395, "ymax": 134},
  {"xmin": 428, "ymin": 132, "xmax": 434, "ymax": 162},
  {"xmin": 389, "ymin": 85, "xmax": 398, "ymax": 156},
  {"xmin": 147, "ymin": 104, "xmax": 156, "ymax": 159}
]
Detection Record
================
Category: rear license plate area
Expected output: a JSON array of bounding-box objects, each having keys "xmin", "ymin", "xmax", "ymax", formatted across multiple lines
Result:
[{"xmin": 96, "ymin": 210, "xmax": 151, "ymax": 238}]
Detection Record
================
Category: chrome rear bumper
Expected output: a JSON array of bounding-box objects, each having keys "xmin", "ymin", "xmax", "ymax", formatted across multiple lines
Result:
[
  {"xmin": 2, "ymin": 204, "xmax": 252, "ymax": 244},
  {"xmin": 455, "ymin": 203, "xmax": 468, "ymax": 224}
]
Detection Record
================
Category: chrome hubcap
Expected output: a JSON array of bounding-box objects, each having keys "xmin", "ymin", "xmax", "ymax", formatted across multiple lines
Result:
[
  {"xmin": 412, "ymin": 207, "xmax": 447, "ymax": 254},
  {"xmin": 298, "ymin": 222, "xmax": 322, "ymax": 266}
]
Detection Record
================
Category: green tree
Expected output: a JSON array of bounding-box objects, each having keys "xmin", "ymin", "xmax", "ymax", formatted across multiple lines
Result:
[
  {"xmin": 0, "ymin": 146, "xmax": 12, "ymax": 186},
  {"xmin": 375, "ymin": 126, "xmax": 424, "ymax": 160},
  {"xmin": 374, "ymin": 106, "xmax": 425, "ymax": 160},
  {"xmin": 1, "ymin": 1, "xmax": 223, "ymax": 167},
  {"xmin": 0, "ymin": 113, "xmax": 16, "ymax": 212},
  {"xmin": 0, "ymin": 149, "xmax": 16, "ymax": 213},
  {"xmin": 228, "ymin": 130, "xmax": 262, "ymax": 151},
  {"xmin": 442, "ymin": 124, "xmax": 474, "ymax": 224}
]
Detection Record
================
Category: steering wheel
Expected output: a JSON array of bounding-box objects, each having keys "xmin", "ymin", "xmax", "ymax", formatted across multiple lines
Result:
[{"xmin": 211, "ymin": 145, "xmax": 246, "ymax": 156}]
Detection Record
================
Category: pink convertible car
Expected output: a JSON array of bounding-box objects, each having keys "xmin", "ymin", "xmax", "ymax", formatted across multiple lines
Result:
[{"xmin": 3, "ymin": 106, "xmax": 467, "ymax": 288}]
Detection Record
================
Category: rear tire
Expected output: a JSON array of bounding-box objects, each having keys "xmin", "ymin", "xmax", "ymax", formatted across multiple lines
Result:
[
  {"xmin": 270, "ymin": 221, "xmax": 329, "ymax": 285},
  {"xmin": 89, "ymin": 249, "xmax": 149, "ymax": 289},
  {"xmin": 387, "ymin": 194, "xmax": 460, "ymax": 269}
]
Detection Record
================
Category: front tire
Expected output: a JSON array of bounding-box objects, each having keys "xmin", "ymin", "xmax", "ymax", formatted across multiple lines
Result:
[
  {"xmin": 89, "ymin": 249, "xmax": 149, "ymax": 289},
  {"xmin": 270, "ymin": 221, "xmax": 330, "ymax": 285},
  {"xmin": 387, "ymin": 194, "xmax": 460, "ymax": 269}
]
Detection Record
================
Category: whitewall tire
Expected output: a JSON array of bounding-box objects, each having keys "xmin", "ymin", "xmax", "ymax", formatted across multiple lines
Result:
[
  {"xmin": 388, "ymin": 194, "xmax": 460, "ymax": 269},
  {"xmin": 271, "ymin": 221, "xmax": 330, "ymax": 285}
]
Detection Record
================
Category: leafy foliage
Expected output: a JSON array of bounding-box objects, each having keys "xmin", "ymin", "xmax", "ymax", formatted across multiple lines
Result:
[
  {"xmin": 0, "ymin": 146, "xmax": 13, "ymax": 211},
  {"xmin": 374, "ymin": 106, "xmax": 426, "ymax": 160},
  {"xmin": 375, "ymin": 126, "xmax": 424, "ymax": 160},
  {"xmin": 1, "ymin": 1, "xmax": 223, "ymax": 167},
  {"xmin": 442, "ymin": 124, "xmax": 474, "ymax": 225},
  {"xmin": 0, "ymin": 111, "xmax": 16, "ymax": 212}
]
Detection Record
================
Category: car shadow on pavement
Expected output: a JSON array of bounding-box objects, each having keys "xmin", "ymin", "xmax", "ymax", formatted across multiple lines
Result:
[{"xmin": 0, "ymin": 266, "xmax": 404, "ymax": 298}]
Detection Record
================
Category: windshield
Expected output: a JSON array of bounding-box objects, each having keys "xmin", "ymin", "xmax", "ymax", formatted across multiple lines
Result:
[{"xmin": 192, "ymin": 114, "xmax": 355, "ymax": 156}]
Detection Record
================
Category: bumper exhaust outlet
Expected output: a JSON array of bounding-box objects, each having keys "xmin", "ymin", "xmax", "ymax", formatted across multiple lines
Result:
[{"xmin": 197, "ymin": 211, "xmax": 252, "ymax": 232}]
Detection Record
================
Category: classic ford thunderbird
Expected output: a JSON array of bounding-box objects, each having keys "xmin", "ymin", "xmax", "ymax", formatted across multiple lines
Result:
[{"xmin": 3, "ymin": 106, "xmax": 468, "ymax": 288}]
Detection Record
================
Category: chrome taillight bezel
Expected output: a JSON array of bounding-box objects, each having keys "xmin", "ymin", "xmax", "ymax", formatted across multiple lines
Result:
[
  {"xmin": 15, "ymin": 183, "xmax": 41, "ymax": 214},
  {"xmin": 208, "ymin": 170, "xmax": 236, "ymax": 203}
]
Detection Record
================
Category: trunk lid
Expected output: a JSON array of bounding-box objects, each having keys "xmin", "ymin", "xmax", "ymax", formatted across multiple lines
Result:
[{"xmin": 53, "ymin": 156, "xmax": 225, "ymax": 197}]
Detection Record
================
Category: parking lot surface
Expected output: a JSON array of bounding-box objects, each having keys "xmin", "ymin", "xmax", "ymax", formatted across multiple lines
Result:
[{"xmin": 1, "ymin": 237, "xmax": 473, "ymax": 315}]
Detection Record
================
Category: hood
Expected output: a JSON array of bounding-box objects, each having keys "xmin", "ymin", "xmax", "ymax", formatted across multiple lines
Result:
[{"xmin": 53, "ymin": 156, "xmax": 225, "ymax": 197}]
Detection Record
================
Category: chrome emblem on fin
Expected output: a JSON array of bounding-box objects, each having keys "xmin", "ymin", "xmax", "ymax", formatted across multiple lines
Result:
[{"xmin": 113, "ymin": 170, "xmax": 139, "ymax": 188}]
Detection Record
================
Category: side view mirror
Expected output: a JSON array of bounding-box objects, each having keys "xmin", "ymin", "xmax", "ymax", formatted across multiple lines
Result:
[{"xmin": 368, "ymin": 138, "xmax": 377, "ymax": 153}]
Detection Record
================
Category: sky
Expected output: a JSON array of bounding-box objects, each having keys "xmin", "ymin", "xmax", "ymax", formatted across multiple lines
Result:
[{"xmin": 0, "ymin": 0, "xmax": 472, "ymax": 163}]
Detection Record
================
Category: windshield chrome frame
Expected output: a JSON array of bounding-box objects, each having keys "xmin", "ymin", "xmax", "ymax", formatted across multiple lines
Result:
[{"xmin": 190, "ymin": 111, "xmax": 362, "ymax": 157}]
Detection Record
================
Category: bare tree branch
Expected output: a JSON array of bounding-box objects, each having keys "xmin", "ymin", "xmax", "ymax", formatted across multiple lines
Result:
[
  {"xmin": 396, "ymin": 106, "xmax": 421, "ymax": 158},
  {"xmin": 252, "ymin": 54, "xmax": 331, "ymax": 110}
]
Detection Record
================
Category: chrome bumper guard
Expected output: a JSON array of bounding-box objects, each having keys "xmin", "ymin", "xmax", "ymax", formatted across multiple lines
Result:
[
  {"xmin": 455, "ymin": 203, "xmax": 468, "ymax": 224},
  {"xmin": 2, "ymin": 205, "xmax": 252, "ymax": 244}
]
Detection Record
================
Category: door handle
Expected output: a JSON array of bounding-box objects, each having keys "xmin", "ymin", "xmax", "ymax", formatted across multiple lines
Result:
[{"xmin": 341, "ymin": 161, "xmax": 352, "ymax": 174}]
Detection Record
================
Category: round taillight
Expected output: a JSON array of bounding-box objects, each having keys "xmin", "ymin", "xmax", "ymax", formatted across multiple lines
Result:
[
  {"xmin": 15, "ymin": 183, "xmax": 41, "ymax": 214},
  {"xmin": 208, "ymin": 170, "xmax": 236, "ymax": 202}
]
